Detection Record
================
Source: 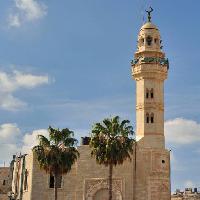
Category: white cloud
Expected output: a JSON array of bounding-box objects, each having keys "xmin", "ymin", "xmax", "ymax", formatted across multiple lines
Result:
[
  {"xmin": 165, "ymin": 118, "xmax": 200, "ymax": 145},
  {"xmin": 21, "ymin": 129, "xmax": 48, "ymax": 153},
  {"xmin": 0, "ymin": 69, "xmax": 50, "ymax": 111},
  {"xmin": 8, "ymin": 0, "xmax": 47, "ymax": 27},
  {"xmin": 0, "ymin": 123, "xmax": 21, "ymax": 142},
  {"xmin": 0, "ymin": 71, "xmax": 17, "ymax": 93},
  {"xmin": 0, "ymin": 123, "xmax": 48, "ymax": 166},
  {"xmin": 14, "ymin": 71, "xmax": 49, "ymax": 89},
  {"xmin": 0, "ymin": 94, "xmax": 26, "ymax": 111},
  {"xmin": 0, "ymin": 123, "xmax": 21, "ymax": 165},
  {"xmin": 0, "ymin": 144, "xmax": 19, "ymax": 166}
]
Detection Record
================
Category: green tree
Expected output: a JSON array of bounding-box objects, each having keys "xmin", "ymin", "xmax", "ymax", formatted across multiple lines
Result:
[
  {"xmin": 32, "ymin": 126, "xmax": 79, "ymax": 200},
  {"xmin": 90, "ymin": 116, "xmax": 135, "ymax": 200}
]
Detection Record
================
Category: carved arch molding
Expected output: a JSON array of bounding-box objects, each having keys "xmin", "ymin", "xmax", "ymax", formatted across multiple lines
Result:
[{"xmin": 84, "ymin": 178, "xmax": 123, "ymax": 200}]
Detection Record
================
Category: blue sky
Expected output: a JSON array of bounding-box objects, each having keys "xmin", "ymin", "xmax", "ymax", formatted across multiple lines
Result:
[{"xmin": 0, "ymin": 0, "xmax": 200, "ymax": 193}]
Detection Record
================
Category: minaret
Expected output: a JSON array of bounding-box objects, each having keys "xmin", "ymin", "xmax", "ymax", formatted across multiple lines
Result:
[
  {"xmin": 132, "ymin": 8, "xmax": 171, "ymax": 200},
  {"xmin": 131, "ymin": 7, "xmax": 169, "ymax": 149}
]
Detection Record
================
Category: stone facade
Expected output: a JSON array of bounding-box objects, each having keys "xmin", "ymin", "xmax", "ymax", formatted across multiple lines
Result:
[
  {"xmin": 12, "ymin": 146, "xmax": 135, "ymax": 200},
  {"xmin": 12, "ymin": 144, "xmax": 170, "ymax": 200},
  {"xmin": 0, "ymin": 167, "xmax": 12, "ymax": 200},
  {"xmin": 171, "ymin": 188, "xmax": 200, "ymax": 200},
  {"xmin": 10, "ymin": 13, "xmax": 171, "ymax": 200}
]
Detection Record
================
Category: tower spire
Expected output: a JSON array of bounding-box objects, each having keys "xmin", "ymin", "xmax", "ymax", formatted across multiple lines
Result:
[{"xmin": 145, "ymin": 7, "xmax": 153, "ymax": 22}]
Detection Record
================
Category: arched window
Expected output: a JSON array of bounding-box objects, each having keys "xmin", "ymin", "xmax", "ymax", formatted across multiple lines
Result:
[
  {"xmin": 154, "ymin": 38, "xmax": 157, "ymax": 44},
  {"xmin": 146, "ymin": 89, "xmax": 149, "ymax": 99},
  {"xmin": 146, "ymin": 113, "xmax": 149, "ymax": 123},
  {"xmin": 146, "ymin": 36, "xmax": 152, "ymax": 46},
  {"xmin": 150, "ymin": 113, "xmax": 154, "ymax": 123},
  {"xmin": 49, "ymin": 174, "xmax": 62, "ymax": 188},
  {"xmin": 150, "ymin": 88, "xmax": 154, "ymax": 98},
  {"xmin": 24, "ymin": 169, "xmax": 28, "ymax": 190},
  {"xmin": 3, "ymin": 180, "xmax": 6, "ymax": 185},
  {"xmin": 49, "ymin": 175, "xmax": 54, "ymax": 188}
]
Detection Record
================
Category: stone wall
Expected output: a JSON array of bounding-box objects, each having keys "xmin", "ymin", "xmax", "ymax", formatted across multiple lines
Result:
[
  {"xmin": 10, "ymin": 142, "xmax": 171, "ymax": 200},
  {"xmin": 30, "ymin": 145, "xmax": 135, "ymax": 200},
  {"xmin": 135, "ymin": 143, "xmax": 170, "ymax": 200},
  {"xmin": 0, "ymin": 167, "xmax": 11, "ymax": 200}
]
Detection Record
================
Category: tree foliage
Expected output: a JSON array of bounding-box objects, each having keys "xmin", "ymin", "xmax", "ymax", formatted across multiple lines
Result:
[
  {"xmin": 90, "ymin": 116, "xmax": 135, "ymax": 166},
  {"xmin": 90, "ymin": 116, "xmax": 135, "ymax": 200},
  {"xmin": 32, "ymin": 126, "xmax": 79, "ymax": 200}
]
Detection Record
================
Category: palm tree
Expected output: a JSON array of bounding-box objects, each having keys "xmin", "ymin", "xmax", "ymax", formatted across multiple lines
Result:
[
  {"xmin": 90, "ymin": 116, "xmax": 135, "ymax": 200},
  {"xmin": 32, "ymin": 126, "xmax": 79, "ymax": 200}
]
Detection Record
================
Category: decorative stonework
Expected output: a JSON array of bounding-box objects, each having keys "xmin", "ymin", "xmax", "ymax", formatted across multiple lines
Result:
[
  {"xmin": 84, "ymin": 178, "xmax": 123, "ymax": 200},
  {"xmin": 131, "ymin": 57, "xmax": 169, "ymax": 68},
  {"xmin": 136, "ymin": 102, "xmax": 164, "ymax": 111},
  {"xmin": 148, "ymin": 178, "xmax": 170, "ymax": 200}
]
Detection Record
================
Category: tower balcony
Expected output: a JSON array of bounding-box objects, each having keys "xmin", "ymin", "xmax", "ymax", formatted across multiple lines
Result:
[{"xmin": 131, "ymin": 57, "xmax": 168, "ymax": 80}]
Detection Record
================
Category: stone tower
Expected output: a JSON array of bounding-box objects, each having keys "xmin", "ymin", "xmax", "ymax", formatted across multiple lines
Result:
[{"xmin": 132, "ymin": 8, "xmax": 171, "ymax": 200}]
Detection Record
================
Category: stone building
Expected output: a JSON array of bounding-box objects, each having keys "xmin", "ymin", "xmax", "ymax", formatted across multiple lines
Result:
[
  {"xmin": 171, "ymin": 188, "xmax": 200, "ymax": 200},
  {"xmin": 0, "ymin": 166, "xmax": 12, "ymax": 200},
  {"xmin": 10, "ymin": 10, "xmax": 171, "ymax": 200}
]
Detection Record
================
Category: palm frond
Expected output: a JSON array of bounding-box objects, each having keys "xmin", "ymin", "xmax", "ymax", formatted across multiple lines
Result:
[
  {"xmin": 90, "ymin": 116, "xmax": 135, "ymax": 167},
  {"xmin": 33, "ymin": 126, "xmax": 79, "ymax": 177}
]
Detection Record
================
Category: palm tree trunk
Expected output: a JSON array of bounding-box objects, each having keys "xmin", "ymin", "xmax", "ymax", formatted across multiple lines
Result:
[
  {"xmin": 54, "ymin": 171, "xmax": 58, "ymax": 200},
  {"xmin": 108, "ymin": 163, "xmax": 113, "ymax": 200}
]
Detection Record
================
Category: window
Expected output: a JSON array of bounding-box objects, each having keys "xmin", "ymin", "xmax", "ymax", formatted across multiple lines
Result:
[
  {"xmin": 3, "ymin": 180, "xmax": 6, "ymax": 185},
  {"xmin": 150, "ymin": 88, "xmax": 154, "ymax": 98},
  {"xmin": 154, "ymin": 38, "xmax": 157, "ymax": 43},
  {"xmin": 49, "ymin": 174, "xmax": 62, "ymax": 188},
  {"xmin": 146, "ymin": 89, "xmax": 149, "ymax": 99},
  {"xmin": 150, "ymin": 113, "xmax": 154, "ymax": 123},
  {"xmin": 49, "ymin": 175, "xmax": 54, "ymax": 188},
  {"xmin": 146, "ymin": 36, "xmax": 152, "ymax": 46},
  {"xmin": 146, "ymin": 113, "xmax": 149, "ymax": 123},
  {"xmin": 24, "ymin": 169, "xmax": 28, "ymax": 190},
  {"xmin": 146, "ymin": 88, "xmax": 153, "ymax": 99},
  {"xmin": 162, "ymin": 160, "xmax": 165, "ymax": 164}
]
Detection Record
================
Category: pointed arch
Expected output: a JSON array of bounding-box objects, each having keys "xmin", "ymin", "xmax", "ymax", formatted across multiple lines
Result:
[
  {"xmin": 146, "ymin": 113, "xmax": 149, "ymax": 123},
  {"xmin": 150, "ymin": 88, "xmax": 154, "ymax": 98},
  {"xmin": 146, "ymin": 36, "xmax": 152, "ymax": 46},
  {"xmin": 150, "ymin": 113, "xmax": 154, "ymax": 123},
  {"xmin": 146, "ymin": 88, "xmax": 149, "ymax": 99},
  {"xmin": 85, "ymin": 179, "xmax": 122, "ymax": 200}
]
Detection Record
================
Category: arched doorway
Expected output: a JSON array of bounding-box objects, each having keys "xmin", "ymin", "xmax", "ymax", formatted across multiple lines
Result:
[
  {"xmin": 85, "ymin": 178, "xmax": 123, "ymax": 200},
  {"xmin": 93, "ymin": 189, "xmax": 119, "ymax": 200}
]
